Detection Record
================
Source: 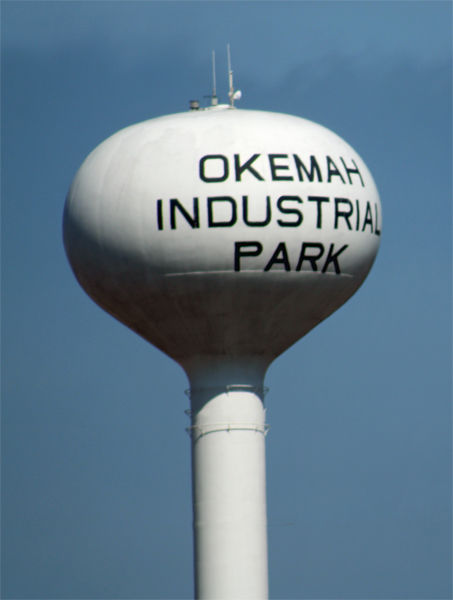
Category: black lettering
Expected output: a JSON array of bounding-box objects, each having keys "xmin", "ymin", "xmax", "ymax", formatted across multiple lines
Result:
[
  {"xmin": 234, "ymin": 154, "xmax": 264, "ymax": 181},
  {"xmin": 234, "ymin": 242, "xmax": 263, "ymax": 272},
  {"xmin": 199, "ymin": 155, "xmax": 229, "ymax": 182},
  {"xmin": 308, "ymin": 196, "xmax": 330, "ymax": 229},
  {"xmin": 326, "ymin": 157, "xmax": 346, "ymax": 184},
  {"xmin": 293, "ymin": 155, "xmax": 322, "ymax": 182},
  {"xmin": 340, "ymin": 158, "xmax": 365, "ymax": 187},
  {"xmin": 362, "ymin": 201, "xmax": 373, "ymax": 233},
  {"xmin": 296, "ymin": 243, "xmax": 325, "ymax": 272},
  {"xmin": 157, "ymin": 199, "xmax": 163, "ymax": 230},
  {"xmin": 322, "ymin": 244, "xmax": 348, "ymax": 274},
  {"xmin": 264, "ymin": 242, "xmax": 291, "ymax": 272},
  {"xmin": 269, "ymin": 154, "xmax": 293, "ymax": 181},
  {"xmin": 208, "ymin": 197, "xmax": 237, "ymax": 227},
  {"xmin": 277, "ymin": 196, "xmax": 303, "ymax": 227},
  {"xmin": 334, "ymin": 198, "xmax": 353, "ymax": 230},
  {"xmin": 242, "ymin": 196, "xmax": 271, "ymax": 227},
  {"xmin": 355, "ymin": 200, "xmax": 360, "ymax": 231},
  {"xmin": 374, "ymin": 203, "xmax": 381, "ymax": 236},
  {"xmin": 170, "ymin": 198, "xmax": 199, "ymax": 230}
]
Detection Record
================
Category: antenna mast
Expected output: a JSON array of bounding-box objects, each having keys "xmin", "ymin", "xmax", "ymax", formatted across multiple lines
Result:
[
  {"xmin": 227, "ymin": 45, "xmax": 241, "ymax": 108},
  {"xmin": 211, "ymin": 51, "xmax": 218, "ymax": 106},
  {"xmin": 227, "ymin": 44, "xmax": 234, "ymax": 107}
]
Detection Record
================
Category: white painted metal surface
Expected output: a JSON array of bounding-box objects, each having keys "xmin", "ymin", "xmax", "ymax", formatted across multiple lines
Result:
[
  {"xmin": 63, "ymin": 105, "xmax": 381, "ymax": 599},
  {"xmin": 190, "ymin": 386, "xmax": 268, "ymax": 599}
]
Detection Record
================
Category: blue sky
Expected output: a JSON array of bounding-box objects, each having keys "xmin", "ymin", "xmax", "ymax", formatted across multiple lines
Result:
[{"xmin": 2, "ymin": 2, "xmax": 452, "ymax": 599}]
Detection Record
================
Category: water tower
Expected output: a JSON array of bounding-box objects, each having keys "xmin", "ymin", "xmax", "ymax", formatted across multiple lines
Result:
[{"xmin": 63, "ymin": 58, "xmax": 381, "ymax": 599}]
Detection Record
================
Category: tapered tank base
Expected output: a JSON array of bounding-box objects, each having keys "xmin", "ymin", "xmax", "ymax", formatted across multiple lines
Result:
[{"xmin": 189, "ymin": 381, "xmax": 268, "ymax": 600}]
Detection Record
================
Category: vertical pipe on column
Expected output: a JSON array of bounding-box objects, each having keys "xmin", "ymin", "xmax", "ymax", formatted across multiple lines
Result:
[{"xmin": 189, "ymin": 387, "xmax": 268, "ymax": 600}]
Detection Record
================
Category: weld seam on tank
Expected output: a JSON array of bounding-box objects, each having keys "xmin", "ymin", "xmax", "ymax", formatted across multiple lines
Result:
[
  {"xmin": 186, "ymin": 422, "xmax": 270, "ymax": 440},
  {"xmin": 185, "ymin": 385, "xmax": 269, "ymax": 398}
]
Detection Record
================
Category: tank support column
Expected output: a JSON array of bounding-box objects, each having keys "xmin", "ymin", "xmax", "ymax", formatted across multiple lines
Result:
[{"xmin": 188, "ymin": 386, "xmax": 269, "ymax": 600}]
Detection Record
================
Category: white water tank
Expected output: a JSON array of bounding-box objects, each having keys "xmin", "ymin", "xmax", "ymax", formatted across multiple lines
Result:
[{"xmin": 63, "ymin": 104, "xmax": 381, "ymax": 599}]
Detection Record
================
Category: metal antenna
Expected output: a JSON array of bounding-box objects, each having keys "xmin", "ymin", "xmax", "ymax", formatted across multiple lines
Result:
[
  {"xmin": 227, "ymin": 45, "xmax": 241, "ymax": 107},
  {"xmin": 204, "ymin": 51, "xmax": 218, "ymax": 107},
  {"xmin": 227, "ymin": 44, "xmax": 234, "ymax": 107},
  {"xmin": 212, "ymin": 51, "xmax": 218, "ymax": 106}
]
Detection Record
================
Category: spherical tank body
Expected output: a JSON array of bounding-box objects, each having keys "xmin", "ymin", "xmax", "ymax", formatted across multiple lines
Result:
[{"xmin": 63, "ymin": 105, "xmax": 381, "ymax": 388}]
